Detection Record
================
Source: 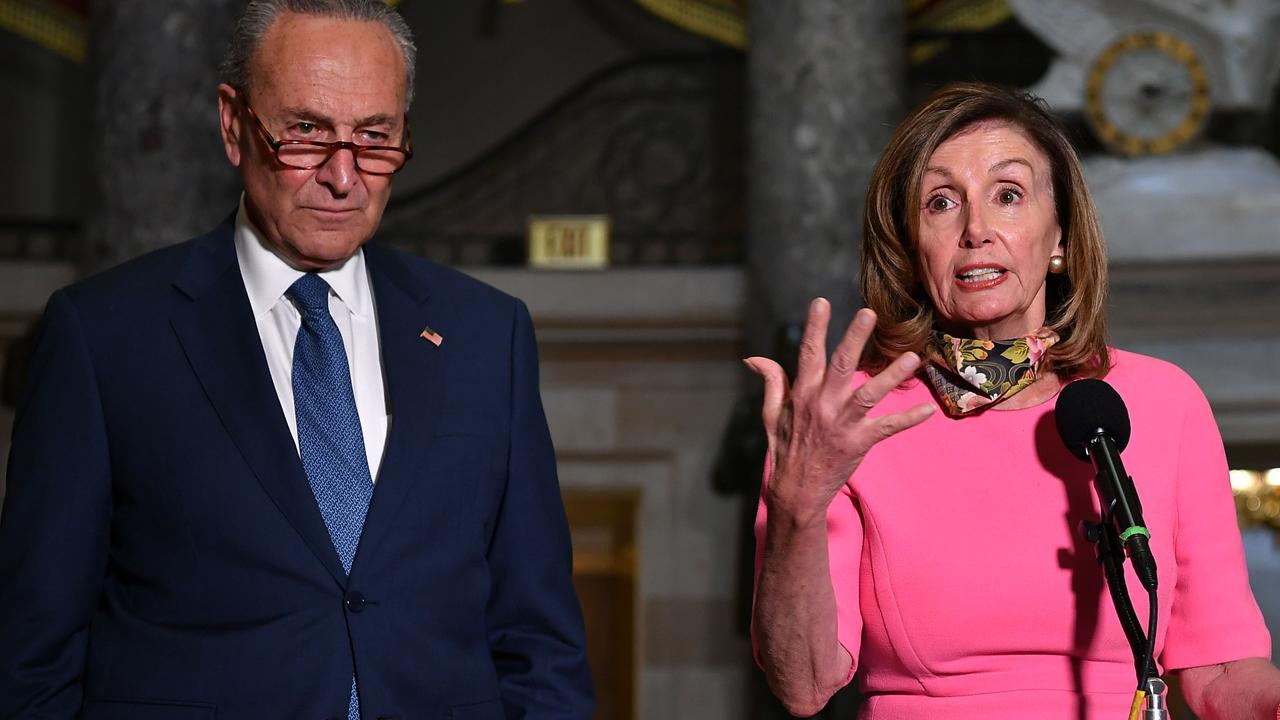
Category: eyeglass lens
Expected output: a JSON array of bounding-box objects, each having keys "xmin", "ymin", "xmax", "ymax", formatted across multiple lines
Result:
[{"xmin": 276, "ymin": 144, "xmax": 407, "ymax": 174}]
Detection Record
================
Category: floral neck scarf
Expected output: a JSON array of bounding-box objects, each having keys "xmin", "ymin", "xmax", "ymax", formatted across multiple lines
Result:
[{"xmin": 923, "ymin": 327, "xmax": 1059, "ymax": 417}]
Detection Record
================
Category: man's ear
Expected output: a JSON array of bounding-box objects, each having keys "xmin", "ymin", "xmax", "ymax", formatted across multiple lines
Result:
[{"xmin": 216, "ymin": 83, "xmax": 243, "ymax": 168}]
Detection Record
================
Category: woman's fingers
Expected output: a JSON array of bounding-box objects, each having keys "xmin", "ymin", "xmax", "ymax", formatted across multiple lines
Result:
[
  {"xmin": 793, "ymin": 298, "xmax": 831, "ymax": 392},
  {"xmin": 872, "ymin": 402, "xmax": 936, "ymax": 441},
  {"xmin": 822, "ymin": 308, "xmax": 876, "ymax": 396},
  {"xmin": 744, "ymin": 356, "xmax": 789, "ymax": 439},
  {"xmin": 747, "ymin": 302, "xmax": 937, "ymax": 491},
  {"xmin": 845, "ymin": 351, "xmax": 923, "ymax": 418}
]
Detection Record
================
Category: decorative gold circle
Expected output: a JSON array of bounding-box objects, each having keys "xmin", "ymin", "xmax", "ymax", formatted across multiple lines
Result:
[{"xmin": 1084, "ymin": 31, "xmax": 1211, "ymax": 157}]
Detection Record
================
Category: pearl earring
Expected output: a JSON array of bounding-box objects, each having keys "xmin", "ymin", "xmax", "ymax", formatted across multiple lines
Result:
[{"xmin": 1048, "ymin": 255, "xmax": 1067, "ymax": 275}]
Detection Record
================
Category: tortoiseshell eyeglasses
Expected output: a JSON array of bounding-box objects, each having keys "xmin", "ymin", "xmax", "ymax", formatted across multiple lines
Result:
[{"xmin": 241, "ymin": 102, "xmax": 413, "ymax": 176}]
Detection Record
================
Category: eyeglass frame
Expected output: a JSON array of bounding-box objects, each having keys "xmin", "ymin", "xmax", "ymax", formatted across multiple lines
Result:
[{"xmin": 240, "ymin": 100, "xmax": 414, "ymax": 176}]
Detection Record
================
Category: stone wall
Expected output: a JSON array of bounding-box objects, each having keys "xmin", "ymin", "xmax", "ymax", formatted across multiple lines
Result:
[{"xmin": 470, "ymin": 268, "xmax": 751, "ymax": 718}]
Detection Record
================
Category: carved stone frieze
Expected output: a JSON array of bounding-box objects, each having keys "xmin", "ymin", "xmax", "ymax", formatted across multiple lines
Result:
[{"xmin": 377, "ymin": 57, "xmax": 746, "ymax": 266}]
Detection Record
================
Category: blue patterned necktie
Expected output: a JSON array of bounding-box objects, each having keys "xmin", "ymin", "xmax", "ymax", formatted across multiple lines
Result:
[{"xmin": 288, "ymin": 273, "xmax": 373, "ymax": 720}]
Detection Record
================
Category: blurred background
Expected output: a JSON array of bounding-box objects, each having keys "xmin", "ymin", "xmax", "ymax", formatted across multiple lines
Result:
[{"xmin": 2, "ymin": 0, "xmax": 1279, "ymax": 718}]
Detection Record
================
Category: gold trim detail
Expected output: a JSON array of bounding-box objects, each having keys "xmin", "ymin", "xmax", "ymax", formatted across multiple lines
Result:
[
  {"xmin": 0, "ymin": 0, "xmax": 86, "ymax": 64},
  {"xmin": 908, "ymin": 38, "xmax": 952, "ymax": 66},
  {"xmin": 908, "ymin": 0, "xmax": 1012, "ymax": 33},
  {"xmin": 632, "ymin": 0, "xmax": 746, "ymax": 49},
  {"xmin": 1084, "ymin": 30, "xmax": 1211, "ymax": 157}
]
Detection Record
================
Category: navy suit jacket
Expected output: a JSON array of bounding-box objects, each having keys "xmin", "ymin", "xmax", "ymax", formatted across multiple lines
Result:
[{"xmin": 0, "ymin": 219, "xmax": 593, "ymax": 719}]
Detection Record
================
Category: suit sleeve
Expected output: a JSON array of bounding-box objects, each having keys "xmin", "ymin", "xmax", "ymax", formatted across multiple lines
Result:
[
  {"xmin": 485, "ymin": 299, "xmax": 593, "ymax": 719},
  {"xmin": 0, "ymin": 290, "xmax": 113, "ymax": 718}
]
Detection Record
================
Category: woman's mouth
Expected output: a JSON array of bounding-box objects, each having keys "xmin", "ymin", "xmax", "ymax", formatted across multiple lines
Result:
[{"xmin": 955, "ymin": 266, "xmax": 1008, "ymax": 289}]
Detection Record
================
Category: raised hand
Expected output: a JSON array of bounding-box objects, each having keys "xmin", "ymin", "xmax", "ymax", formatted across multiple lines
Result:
[{"xmin": 744, "ymin": 299, "xmax": 936, "ymax": 521}]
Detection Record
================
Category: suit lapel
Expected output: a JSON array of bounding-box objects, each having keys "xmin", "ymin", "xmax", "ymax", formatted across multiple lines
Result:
[
  {"xmin": 169, "ymin": 223, "xmax": 348, "ymax": 588},
  {"xmin": 353, "ymin": 243, "xmax": 451, "ymax": 570}
]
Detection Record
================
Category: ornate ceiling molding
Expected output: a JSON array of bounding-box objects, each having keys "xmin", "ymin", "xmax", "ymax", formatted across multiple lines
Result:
[
  {"xmin": 0, "ymin": 0, "xmax": 86, "ymax": 63},
  {"xmin": 632, "ymin": 0, "xmax": 745, "ymax": 49}
]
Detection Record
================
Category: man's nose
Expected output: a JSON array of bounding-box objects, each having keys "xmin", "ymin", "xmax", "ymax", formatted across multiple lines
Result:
[{"xmin": 314, "ymin": 146, "xmax": 360, "ymax": 196}]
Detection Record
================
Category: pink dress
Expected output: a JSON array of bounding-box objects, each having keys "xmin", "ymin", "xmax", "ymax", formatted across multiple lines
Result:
[{"xmin": 754, "ymin": 349, "xmax": 1270, "ymax": 718}]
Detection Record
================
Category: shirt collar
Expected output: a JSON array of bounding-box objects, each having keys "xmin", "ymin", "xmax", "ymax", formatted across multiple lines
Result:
[{"xmin": 233, "ymin": 194, "xmax": 373, "ymax": 320}]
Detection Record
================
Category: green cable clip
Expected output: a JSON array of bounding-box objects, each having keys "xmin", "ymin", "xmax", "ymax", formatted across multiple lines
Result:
[{"xmin": 1119, "ymin": 525, "xmax": 1150, "ymax": 542}]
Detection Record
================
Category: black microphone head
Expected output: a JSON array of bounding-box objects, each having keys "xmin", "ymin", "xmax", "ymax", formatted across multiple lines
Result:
[{"xmin": 1054, "ymin": 378, "xmax": 1131, "ymax": 461}]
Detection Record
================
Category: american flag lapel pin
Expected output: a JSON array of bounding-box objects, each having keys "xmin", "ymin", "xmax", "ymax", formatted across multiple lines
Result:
[{"xmin": 420, "ymin": 325, "xmax": 443, "ymax": 347}]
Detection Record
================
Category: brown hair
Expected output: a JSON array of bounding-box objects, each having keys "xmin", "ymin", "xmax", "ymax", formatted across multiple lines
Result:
[{"xmin": 860, "ymin": 81, "xmax": 1109, "ymax": 379}]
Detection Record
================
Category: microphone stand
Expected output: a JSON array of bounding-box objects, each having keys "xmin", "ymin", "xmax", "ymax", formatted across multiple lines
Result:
[
  {"xmin": 1083, "ymin": 513, "xmax": 1167, "ymax": 719},
  {"xmin": 1083, "ymin": 517, "xmax": 1152, "ymax": 679}
]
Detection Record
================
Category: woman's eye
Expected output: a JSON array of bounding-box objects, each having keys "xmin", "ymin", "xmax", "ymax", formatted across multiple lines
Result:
[
  {"xmin": 926, "ymin": 195, "xmax": 955, "ymax": 213},
  {"xmin": 997, "ymin": 188, "xmax": 1022, "ymax": 204}
]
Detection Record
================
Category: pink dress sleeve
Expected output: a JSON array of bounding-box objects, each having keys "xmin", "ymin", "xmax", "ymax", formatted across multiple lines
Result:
[
  {"xmin": 751, "ymin": 453, "xmax": 863, "ymax": 688},
  {"xmin": 1159, "ymin": 375, "xmax": 1271, "ymax": 670}
]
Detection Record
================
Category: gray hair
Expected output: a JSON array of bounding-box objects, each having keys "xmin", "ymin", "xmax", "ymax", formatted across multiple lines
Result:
[{"xmin": 220, "ymin": 0, "xmax": 417, "ymax": 108}]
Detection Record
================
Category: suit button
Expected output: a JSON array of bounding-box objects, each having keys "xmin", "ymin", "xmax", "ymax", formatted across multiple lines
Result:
[{"xmin": 344, "ymin": 590, "xmax": 366, "ymax": 613}]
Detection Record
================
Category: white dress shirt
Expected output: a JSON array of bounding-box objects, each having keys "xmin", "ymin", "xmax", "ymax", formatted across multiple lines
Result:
[{"xmin": 233, "ymin": 199, "xmax": 390, "ymax": 482}]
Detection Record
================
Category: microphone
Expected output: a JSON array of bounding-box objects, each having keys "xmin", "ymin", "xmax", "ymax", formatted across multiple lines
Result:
[{"xmin": 1055, "ymin": 379, "xmax": 1158, "ymax": 591}]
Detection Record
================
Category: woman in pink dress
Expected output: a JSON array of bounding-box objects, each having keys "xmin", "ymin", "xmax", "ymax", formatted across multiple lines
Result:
[{"xmin": 746, "ymin": 82, "xmax": 1280, "ymax": 719}]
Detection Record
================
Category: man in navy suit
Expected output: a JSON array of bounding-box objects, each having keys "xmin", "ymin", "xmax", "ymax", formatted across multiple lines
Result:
[{"xmin": 0, "ymin": 1, "xmax": 593, "ymax": 718}]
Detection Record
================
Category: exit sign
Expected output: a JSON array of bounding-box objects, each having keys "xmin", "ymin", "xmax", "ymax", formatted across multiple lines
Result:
[{"xmin": 527, "ymin": 215, "xmax": 610, "ymax": 269}]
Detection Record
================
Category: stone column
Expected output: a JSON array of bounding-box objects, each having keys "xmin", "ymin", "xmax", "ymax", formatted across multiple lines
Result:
[
  {"xmin": 741, "ymin": 4, "xmax": 904, "ymax": 717},
  {"xmin": 746, "ymin": 1, "xmax": 905, "ymax": 352},
  {"xmin": 83, "ymin": 0, "xmax": 241, "ymax": 274}
]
